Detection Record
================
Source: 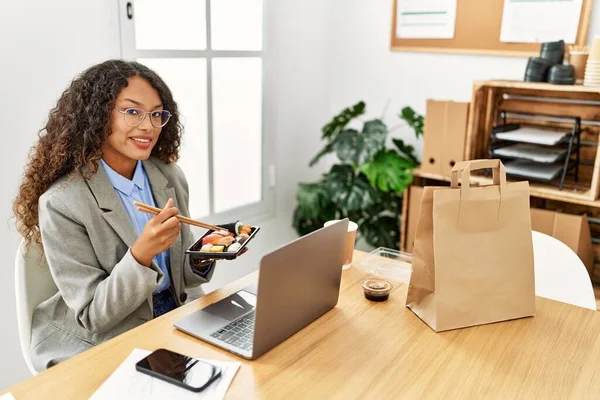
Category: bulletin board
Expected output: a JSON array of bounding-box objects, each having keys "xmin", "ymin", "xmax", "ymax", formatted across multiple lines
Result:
[{"xmin": 390, "ymin": 0, "xmax": 593, "ymax": 57}]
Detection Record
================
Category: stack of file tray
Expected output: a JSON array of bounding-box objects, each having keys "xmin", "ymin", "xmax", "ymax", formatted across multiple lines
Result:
[
  {"xmin": 489, "ymin": 117, "xmax": 581, "ymax": 190},
  {"xmin": 503, "ymin": 160, "xmax": 564, "ymax": 182},
  {"xmin": 493, "ymin": 143, "xmax": 567, "ymax": 164}
]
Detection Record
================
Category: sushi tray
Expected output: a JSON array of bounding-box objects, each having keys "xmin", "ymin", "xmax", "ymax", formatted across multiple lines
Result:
[{"xmin": 187, "ymin": 223, "xmax": 260, "ymax": 261}]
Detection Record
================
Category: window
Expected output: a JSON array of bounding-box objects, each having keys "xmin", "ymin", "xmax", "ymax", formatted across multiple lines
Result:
[{"xmin": 119, "ymin": 0, "xmax": 272, "ymax": 222}]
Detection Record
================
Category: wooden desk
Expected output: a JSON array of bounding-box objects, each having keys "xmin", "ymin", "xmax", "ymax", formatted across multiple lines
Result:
[{"xmin": 4, "ymin": 251, "xmax": 600, "ymax": 399}]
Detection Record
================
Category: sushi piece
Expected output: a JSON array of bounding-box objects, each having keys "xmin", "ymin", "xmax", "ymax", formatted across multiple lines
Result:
[
  {"xmin": 202, "ymin": 233, "xmax": 223, "ymax": 246},
  {"xmin": 216, "ymin": 229, "xmax": 234, "ymax": 237},
  {"xmin": 214, "ymin": 236, "xmax": 235, "ymax": 246},
  {"xmin": 236, "ymin": 233, "xmax": 250, "ymax": 245},
  {"xmin": 200, "ymin": 244, "xmax": 213, "ymax": 252},
  {"xmin": 234, "ymin": 221, "xmax": 243, "ymax": 235},
  {"xmin": 214, "ymin": 221, "xmax": 251, "ymax": 235},
  {"xmin": 227, "ymin": 242, "xmax": 242, "ymax": 253},
  {"xmin": 209, "ymin": 245, "xmax": 224, "ymax": 252},
  {"xmin": 239, "ymin": 225, "xmax": 252, "ymax": 235}
]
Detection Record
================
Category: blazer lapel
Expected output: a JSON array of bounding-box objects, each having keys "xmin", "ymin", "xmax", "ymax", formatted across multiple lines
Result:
[
  {"xmin": 143, "ymin": 159, "xmax": 183, "ymax": 297},
  {"xmin": 84, "ymin": 164, "xmax": 137, "ymax": 248}
]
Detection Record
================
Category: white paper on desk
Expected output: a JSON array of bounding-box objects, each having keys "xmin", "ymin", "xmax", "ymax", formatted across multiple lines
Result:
[
  {"xmin": 500, "ymin": 0, "xmax": 583, "ymax": 44},
  {"xmin": 395, "ymin": 0, "xmax": 457, "ymax": 39},
  {"xmin": 90, "ymin": 349, "xmax": 240, "ymax": 400}
]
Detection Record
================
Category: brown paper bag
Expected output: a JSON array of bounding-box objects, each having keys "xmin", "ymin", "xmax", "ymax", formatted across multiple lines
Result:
[{"xmin": 406, "ymin": 159, "xmax": 535, "ymax": 332}]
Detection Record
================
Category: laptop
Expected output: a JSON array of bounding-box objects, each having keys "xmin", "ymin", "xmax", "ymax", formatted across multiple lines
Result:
[{"xmin": 174, "ymin": 219, "xmax": 349, "ymax": 360}]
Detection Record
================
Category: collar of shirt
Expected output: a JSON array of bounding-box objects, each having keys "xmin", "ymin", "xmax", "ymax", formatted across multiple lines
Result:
[{"xmin": 100, "ymin": 159, "xmax": 146, "ymax": 196}]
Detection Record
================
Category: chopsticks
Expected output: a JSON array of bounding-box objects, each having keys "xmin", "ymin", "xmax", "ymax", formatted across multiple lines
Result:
[{"xmin": 133, "ymin": 201, "xmax": 222, "ymax": 231}]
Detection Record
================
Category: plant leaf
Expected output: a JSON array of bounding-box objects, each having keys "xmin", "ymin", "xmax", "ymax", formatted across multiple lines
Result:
[
  {"xmin": 363, "ymin": 119, "xmax": 387, "ymax": 141},
  {"xmin": 333, "ymin": 129, "xmax": 362, "ymax": 164},
  {"xmin": 309, "ymin": 141, "xmax": 335, "ymax": 167},
  {"xmin": 382, "ymin": 191, "xmax": 403, "ymax": 215},
  {"xmin": 359, "ymin": 150, "xmax": 414, "ymax": 193},
  {"xmin": 360, "ymin": 119, "xmax": 387, "ymax": 164},
  {"xmin": 362, "ymin": 190, "xmax": 402, "ymax": 217},
  {"xmin": 323, "ymin": 164, "xmax": 353, "ymax": 200},
  {"xmin": 332, "ymin": 120, "xmax": 388, "ymax": 166},
  {"xmin": 399, "ymin": 106, "xmax": 424, "ymax": 138},
  {"xmin": 292, "ymin": 204, "xmax": 338, "ymax": 236},
  {"xmin": 295, "ymin": 182, "xmax": 332, "ymax": 219},
  {"xmin": 346, "ymin": 176, "xmax": 380, "ymax": 211},
  {"xmin": 293, "ymin": 182, "xmax": 337, "ymax": 236},
  {"xmin": 392, "ymin": 138, "xmax": 419, "ymax": 165},
  {"xmin": 323, "ymin": 165, "xmax": 378, "ymax": 212},
  {"xmin": 358, "ymin": 215, "xmax": 400, "ymax": 249},
  {"xmin": 322, "ymin": 101, "xmax": 366, "ymax": 140}
]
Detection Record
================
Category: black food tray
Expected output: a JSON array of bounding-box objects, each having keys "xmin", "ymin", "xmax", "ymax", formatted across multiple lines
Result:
[{"xmin": 187, "ymin": 226, "xmax": 260, "ymax": 261}]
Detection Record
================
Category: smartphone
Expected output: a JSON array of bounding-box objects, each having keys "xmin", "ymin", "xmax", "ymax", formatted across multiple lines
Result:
[{"xmin": 135, "ymin": 348, "xmax": 222, "ymax": 392}]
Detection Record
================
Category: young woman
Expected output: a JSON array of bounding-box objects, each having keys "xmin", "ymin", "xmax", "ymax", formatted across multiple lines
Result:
[{"xmin": 14, "ymin": 59, "xmax": 230, "ymax": 371}]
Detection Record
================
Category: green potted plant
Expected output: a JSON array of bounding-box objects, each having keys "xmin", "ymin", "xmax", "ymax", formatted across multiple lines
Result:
[{"xmin": 292, "ymin": 101, "xmax": 424, "ymax": 249}]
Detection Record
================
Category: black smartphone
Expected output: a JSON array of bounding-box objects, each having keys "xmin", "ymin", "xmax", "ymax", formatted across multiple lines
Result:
[{"xmin": 135, "ymin": 348, "xmax": 222, "ymax": 392}]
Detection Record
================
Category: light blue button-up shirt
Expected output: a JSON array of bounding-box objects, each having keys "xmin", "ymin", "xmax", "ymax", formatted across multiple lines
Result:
[{"xmin": 100, "ymin": 160, "xmax": 171, "ymax": 294}]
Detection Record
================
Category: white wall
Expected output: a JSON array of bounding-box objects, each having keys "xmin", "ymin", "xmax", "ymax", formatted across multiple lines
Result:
[{"xmin": 0, "ymin": 0, "xmax": 122, "ymax": 388}]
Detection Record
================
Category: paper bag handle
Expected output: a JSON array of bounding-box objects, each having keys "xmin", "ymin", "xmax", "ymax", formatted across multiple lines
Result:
[{"xmin": 450, "ymin": 159, "xmax": 507, "ymax": 192}]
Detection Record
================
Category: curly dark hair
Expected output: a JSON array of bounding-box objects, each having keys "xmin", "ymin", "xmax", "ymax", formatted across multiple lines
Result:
[{"xmin": 14, "ymin": 59, "xmax": 182, "ymax": 248}]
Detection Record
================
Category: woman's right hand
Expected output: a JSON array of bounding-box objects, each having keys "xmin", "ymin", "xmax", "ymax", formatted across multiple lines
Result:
[{"xmin": 131, "ymin": 198, "xmax": 181, "ymax": 267}]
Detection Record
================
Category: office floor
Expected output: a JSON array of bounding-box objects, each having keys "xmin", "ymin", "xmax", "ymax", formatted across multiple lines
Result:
[{"xmin": 594, "ymin": 285, "xmax": 600, "ymax": 310}]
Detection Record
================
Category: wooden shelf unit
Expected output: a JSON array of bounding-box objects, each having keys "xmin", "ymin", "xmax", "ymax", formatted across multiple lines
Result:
[
  {"xmin": 401, "ymin": 81, "xmax": 600, "ymax": 283},
  {"xmin": 474, "ymin": 80, "xmax": 600, "ymax": 94},
  {"xmin": 467, "ymin": 80, "xmax": 600, "ymax": 202}
]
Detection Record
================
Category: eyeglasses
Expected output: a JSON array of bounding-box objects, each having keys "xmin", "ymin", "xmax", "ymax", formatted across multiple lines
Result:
[{"xmin": 116, "ymin": 108, "xmax": 172, "ymax": 128}]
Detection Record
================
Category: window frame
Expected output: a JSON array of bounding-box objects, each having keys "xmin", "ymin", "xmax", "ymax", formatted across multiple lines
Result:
[{"xmin": 117, "ymin": 0, "xmax": 274, "ymax": 225}]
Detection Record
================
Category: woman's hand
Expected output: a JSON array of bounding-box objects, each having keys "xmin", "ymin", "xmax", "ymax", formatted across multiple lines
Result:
[{"xmin": 131, "ymin": 198, "xmax": 181, "ymax": 267}]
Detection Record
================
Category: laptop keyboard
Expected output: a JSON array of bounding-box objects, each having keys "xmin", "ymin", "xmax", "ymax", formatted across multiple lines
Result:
[{"xmin": 210, "ymin": 312, "xmax": 255, "ymax": 351}]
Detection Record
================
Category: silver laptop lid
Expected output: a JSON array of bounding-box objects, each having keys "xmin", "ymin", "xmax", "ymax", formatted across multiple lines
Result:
[{"xmin": 251, "ymin": 219, "xmax": 349, "ymax": 358}]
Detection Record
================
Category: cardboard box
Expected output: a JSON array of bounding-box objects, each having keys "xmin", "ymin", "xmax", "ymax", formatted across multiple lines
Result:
[
  {"xmin": 530, "ymin": 208, "xmax": 595, "ymax": 273},
  {"xmin": 421, "ymin": 100, "xmax": 470, "ymax": 177},
  {"xmin": 406, "ymin": 186, "xmax": 424, "ymax": 254}
]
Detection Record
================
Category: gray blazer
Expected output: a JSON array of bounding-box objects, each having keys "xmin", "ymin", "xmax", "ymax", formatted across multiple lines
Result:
[{"xmin": 31, "ymin": 157, "xmax": 213, "ymax": 371}]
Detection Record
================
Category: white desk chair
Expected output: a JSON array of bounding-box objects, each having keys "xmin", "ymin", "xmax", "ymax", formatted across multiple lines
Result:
[
  {"xmin": 15, "ymin": 239, "xmax": 58, "ymax": 375},
  {"xmin": 532, "ymin": 231, "xmax": 596, "ymax": 311}
]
